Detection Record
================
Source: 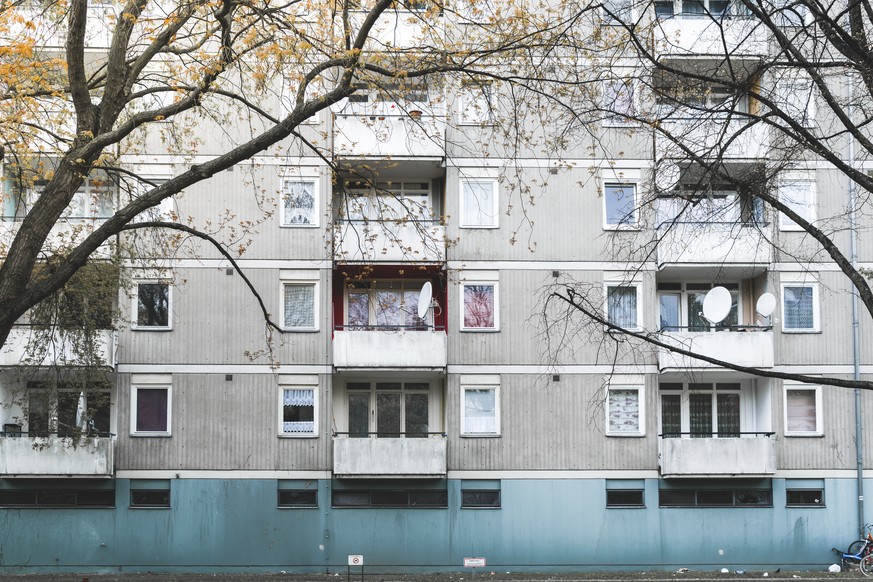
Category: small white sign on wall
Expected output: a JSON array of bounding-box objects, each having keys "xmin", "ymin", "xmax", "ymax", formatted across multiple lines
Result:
[{"xmin": 348, "ymin": 554, "xmax": 364, "ymax": 566}]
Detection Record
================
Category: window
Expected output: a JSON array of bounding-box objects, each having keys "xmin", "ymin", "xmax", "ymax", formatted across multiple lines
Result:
[
  {"xmin": 786, "ymin": 480, "xmax": 824, "ymax": 506},
  {"xmin": 134, "ymin": 281, "xmax": 171, "ymax": 329},
  {"xmin": 283, "ymin": 282, "xmax": 317, "ymax": 331},
  {"xmin": 130, "ymin": 481, "xmax": 171, "ymax": 508},
  {"xmin": 332, "ymin": 483, "xmax": 448, "ymax": 508},
  {"xmin": 130, "ymin": 379, "xmax": 171, "ymax": 436},
  {"xmin": 655, "ymin": 188, "xmax": 742, "ymax": 224},
  {"xmin": 341, "ymin": 180, "xmax": 431, "ymax": 222},
  {"xmin": 0, "ymin": 484, "xmax": 115, "ymax": 508},
  {"xmin": 606, "ymin": 283, "xmax": 639, "ymax": 329},
  {"xmin": 658, "ymin": 282, "xmax": 740, "ymax": 332},
  {"xmin": 602, "ymin": 0, "xmax": 633, "ymax": 23},
  {"xmin": 660, "ymin": 481, "xmax": 772, "ymax": 507},
  {"xmin": 461, "ymin": 281, "xmax": 498, "ymax": 331},
  {"xmin": 778, "ymin": 180, "xmax": 814, "ymax": 230},
  {"xmin": 604, "ymin": 183, "xmax": 638, "ymax": 228},
  {"xmin": 776, "ymin": 81, "xmax": 814, "ymax": 126},
  {"xmin": 132, "ymin": 177, "xmax": 174, "ymax": 223},
  {"xmin": 462, "ymin": 489, "xmax": 501, "ymax": 508},
  {"xmin": 607, "ymin": 385, "xmax": 644, "ymax": 436},
  {"xmin": 20, "ymin": 380, "xmax": 111, "ymax": 438},
  {"xmin": 606, "ymin": 480, "xmax": 646, "ymax": 507},
  {"xmin": 279, "ymin": 383, "xmax": 317, "ymax": 437},
  {"xmin": 461, "ymin": 383, "xmax": 500, "ymax": 436},
  {"xmin": 784, "ymin": 385, "xmax": 822, "ymax": 436},
  {"xmin": 345, "ymin": 280, "xmax": 430, "ymax": 329},
  {"xmin": 278, "ymin": 481, "xmax": 318, "ymax": 508},
  {"xmin": 656, "ymin": 0, "xmax": 731, "ymax": 17},
  {"xmin": 281, "ymin": 178, "xmax": 318, "ymax": 226},
  {"xmin": 660, "ymin": 383, "xmax": 741, "ymax": 438},
  {"xmin": 66, "ymin": 173, "xmax": 115, "ymax": 220},
  {"xmin": 345, "ymin": 381, "xmax": 433, "ymax": 438},
  {"xmin": 602, "ymin": 80, "xmax": 636, "ymax": 125},
  {"xmin": 460, "ymin": 178, "xmax": 498, "ymax": 228},
  {"xmin": 1, "ymin": 162, "xmax": 50, "ymax": 221},
  {"xmin": 459, "ymin": 83, "xmax": 495, "ymax": 125},
  {"xmin": 781, "ymin": 283, "xmax": 818, "ymax": 332}
]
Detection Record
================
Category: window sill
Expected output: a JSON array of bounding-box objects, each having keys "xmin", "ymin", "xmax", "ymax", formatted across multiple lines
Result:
[
  {"xmin": 781, "ymin": 329, "xmax": 821, "ymax": 334},
  {"xmin": 603, "ymin": 225, "xmax": 641, "ymax": 231},
  {"xmin": 279, "ymin": 223, "xmax": 320, "ymax": 229},
  {"xmin": 278, "ymin": 434, "xmax": 319, "ymax": 439},
  {"xmin": 459, "ymin": 224, "xmax": 499, "ymax": 229},
  {"xmin": 606, "ymin": 432, "xmax": 646, "ymax": 437},
  {"xmin": 784, "ymin": 432, "xmax": 824, "ymax": 438},
  {"xmin": 460, "ymin": 328, "xmax": 500, "ymax": 333},
  {"xmin": 282, "ymin": 328, "xmax": 320, "ymax": 333},
  {"xmin": 130, "ymin": 433, "xmax": 172, "ymax": 438},
  {"xmin": 132, "ymin": 326, "xmax": 173, "ymax": 332},
  {"xmin": 129, "ymin": 505, "xmax": 171, "ymax": 510},
  {"xmin": 786, "ymin": 504, "xmax": 825, "ymax": 508},
  {"xmin": 460, "ymin": 433, "xmax": 501, "ymax": 438}
]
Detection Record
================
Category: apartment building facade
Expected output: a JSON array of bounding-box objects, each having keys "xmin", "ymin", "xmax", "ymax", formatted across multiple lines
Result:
[{"xmin": 0, "ymin": 0, "xmax": 871, "ymax": 574}]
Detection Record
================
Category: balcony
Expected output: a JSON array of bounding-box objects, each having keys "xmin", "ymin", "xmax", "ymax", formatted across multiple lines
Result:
[
  {"xmin": 334, "ymin": 220, "xmax": 446, "ymax": 263},
  {"xmin": 0, "ymin": 327, "xmax": 115, "ymax": 368},
  {"xmin": 657, "ymin": 329, "xmax": 773, "ymax": 371},
  {"xmin": 656, "ymin": 118, "xmax": 769, "ymax": 159},
  {"xmin": 654, "ymin": 16, "xmax": 768, "ymax": 59},
  {"xmin": 333, "ymin": 329, "xmax": 447, "ymax": 370},
  {"xmin": 656, "ymin": 222, "xmax": 771, "ymax": 267},
  {"xmin": 2, "ymin": 4, "xmax": 114, "ymax": 49},
  {"xmin": 349, "ymin": 9, "xmax": 443, "ymax": 49},
  {"xmin": 0, "ymin": 435, "xmax": 115, "ymax": 477},
  {"xmin": 659, "ymin": 434, "xmax": 776, "ymax": 477},
  {"xmin": 333, "ymin": 435, "xmax": 446, "ymax": 478},
  {"xmin": 333, "ymin": 113, "xmax": 446, "ymax": 158}
]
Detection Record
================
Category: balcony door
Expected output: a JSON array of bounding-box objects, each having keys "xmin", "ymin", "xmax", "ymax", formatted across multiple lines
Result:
[
  {"xmin": 345, "ymin": 381, "xmax": 437, "ymax": 438},
  {"xmin": 660, "ymin": 382, "xmax": 741, "ymax": 438}
]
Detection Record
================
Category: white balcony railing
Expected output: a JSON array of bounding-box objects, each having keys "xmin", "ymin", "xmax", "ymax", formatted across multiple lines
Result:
[
  {"xmin": 333, "ymin": 220, "xmax": 446, "ymax": 263},
  {"xmin": 654, "ymin": 16, "xmax": 769, "ymax": 58},
  {"xmin": 0, "ymin": 327, "xmax": 115, "ymax": 368},
  {"xmin": 656, "ymin": 222, "xmax": 772, "ymax": 266},
  {"xmin": 656, "ymin": 118, "xmax": 769, "ymax": 159},
  {"xmin": 333, "ymin": 114, "xmax": 446, "ymax": 158},
  {"xmin": 333, "ymin": 435, "xmax": 446, "ymax": 478},
  {"xmin": 333, "ymin": 329, "xmax": 447, "ymax": 369},
  {"xmin": 659, "ymin": 435, "xmax": 776, "ymax": 477},
  {"xmin": 348, "ymin": 9, "xmax": 444, "ymax": 49},
  {"xmin": 0, "ymin": 435, "xmax": 115, "ymax": 477},
  {"xmin": 657, "ymin": 330, "xmax": 774, "ymax": 371}
]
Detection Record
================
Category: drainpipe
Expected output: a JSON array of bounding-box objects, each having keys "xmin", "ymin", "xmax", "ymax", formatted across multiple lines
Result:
[{"xmin": 848, "ymin": 75, "xmax": 865, "ymax": 536}]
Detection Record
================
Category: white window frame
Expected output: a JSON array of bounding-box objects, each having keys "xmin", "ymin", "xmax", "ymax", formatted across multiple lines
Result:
[
  {"xmin": 132, "ymin": 280, "xmax": 172, "ymax": 331},
  {"xmin": 460, "ymin": 377, "xmax": 501, "ymax": 437},
  {"xmin": 778, "ymin": 179, "xmax": 815, "ymax": 231},
  {"xmin": 280, "ymin": 272, "xmax": 320, "ymax": 332},
  {"xmin": 132, "ymin": 175, "xmax": 175, "ymax": 223},
  {"xmin": 458, "ymin": 82, "xmax": 496, "ymax": 125},
  {"xmin": 659, "ymin": 382, "xmax": 744, "ymax": 438},
  {"xmin": 603, "ymin": 181, "xmax": 639, "ymax": 229},
  {"xmin": 606, "ymin": 383, "xmax": 645, "ymax": 437},
  {"xmin": 278, "ymin": 376, "xmax": 319, "ymax": 438},
  {"xmin": 130, "ymin": 376, "xmax": 172, "ymax": 437},
  {"xmin": 602, "ymin": 0, "xmax": 634, "ymax": 24},
  {"xmin": 775, "ymin": 78, "xmax": 815, "ymax": 127},
  {"xmin": 459, "ymin": 275, "xmax": 499, "ymax": 332},
  {"xmin": 780, "ymin": 279, "xmax": 819, "ymax": 333},
  {"xmin": 603, "ymin": 281, "xmax": 641, "ymax": 331},
  {"xmin": 280, "ymin": 176, "xmax": 319, "ymax": 227},
  {"xmin": 783, "ymin": 384, "xmax": 822, "ymax": 436},
  {"xmin": 602, "ymin": 79, "xmax": 637, "ymax": 127},
  {"xmin": 281, "ymin": 78, "xmax": 322, "ymax": 125},
  {"xmin": 459, "ymin": 177, "xmax": 499, "ymax": 228}
]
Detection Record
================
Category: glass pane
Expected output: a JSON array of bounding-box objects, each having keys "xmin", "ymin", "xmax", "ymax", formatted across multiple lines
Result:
[
  {"xmin": 375, "ymin": 290, "xmax": 402, "ymax": 327},
  {"xmin": 137, "ymin": 283, "xmax": 169, "ymax": 327},
  {"xmin": 659, "ymin": 293, "xmax": 681, "ymax": 331},
  {"xmin": 606, "ymin": 490, "xmax": 644, "ymax": 507},
  {"xmin": 462, "ymin": 180, "xmax": 496, "ymax": 226},
  {"xmin": 348, "ymin": 291, "xmax": 369, "ymax": 327},
  {"xmin": 348, "ymin": 392, "xmax": 369, "ymax": 438},
  {"xmin": 405, "ymin": 393, "xmax": 429, "ymax": 437},
  {"xmin": 716, "ymin": 393, "xmax": 740, "ymax": 437},
  {"xmin": 462, "ymin": 490, "xmax": 501, "ymax": 508},
  {"xmin": 607, "ymin": 286, "xmax": 637, "ymax": 328},
  {"xmin": 687, "ymin": 291, "xmax": 709, "ymax": 331},
  {"xmin": 57, "ymin": 392, "xmax": 80, "ymax": 437},
  {"xmin": 786, "ymin": 389, "xmax": 817, "ymax": 432},
  {"xmin": 136, "ymin": 388, "xmax": 168, "ymax": 432},
  {"xmin": 28, "ymin": 392, "xmax": 50, "ymax": 436},
  {"xmin": 403, "ymin": 289, "xmax": 428, "ymax": 328},
  {"xmin": 464, "ymin": 388, "xmax": 496, "ymax": 434},
  {"xmin": 376, "ymin": 392, "xmax": 401, "ymax": 437},
  {"xmin": 283, "ymin": 389, "xmax": 315, "ymax": 434},
  {"xmin": 608, "ymin": 389, "xmax": 640, "ymax": 433},
  {"xmin": 87, "ymin": 391, "xmax": 112, "ymax": 436},
  {"xmin": 284, "ymin": 284, "xmax": 315, "ymax": 328},
  {"xmin": 283, "ymin": 180, "xmax": 315, "ymax": 225},
  {"xmin": 661, "ymin": 394, "xmax": 681, "ymax": 438},
  {"xmin": 605, "ymin": 184, "xmax": 636, "ymax": 226},
  {"xmin": 784, "ymin": 286, "xmax": 814, "ymax": 330},
  {"xmin": 689, "ymin": 393, "xmax": 712, "ymax": 437},
  {"xmin": 463, "ymin": 285, "xmax": 495, "ymax": 328}
]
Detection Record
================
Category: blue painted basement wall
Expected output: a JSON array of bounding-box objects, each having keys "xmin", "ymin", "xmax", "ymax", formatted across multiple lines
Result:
[{"xmin": 0, "ymin": 478, "xmax": 867, "ymax": 574}]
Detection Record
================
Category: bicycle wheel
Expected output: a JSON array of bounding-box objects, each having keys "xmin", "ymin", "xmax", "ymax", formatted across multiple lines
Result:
[
  {"xmin": 850, "ymin": 540, "xmax": 867, "ymax": 556},
  {"xmin": 861, "ymin": 554, "xmax": 873, "ymax": 576}
]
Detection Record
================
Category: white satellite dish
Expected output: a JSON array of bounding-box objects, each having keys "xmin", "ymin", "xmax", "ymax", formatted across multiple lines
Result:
[
  {"xmin": 756, "ymin": 292, "xmax": 777, "ymax": 317},
  {"xmin": 417, "ymin": 281, "xmax": 433, "ymax": 320},
  {"xmin": 702, "ymin": 286, "xmax": 732, "ymax": 324}
]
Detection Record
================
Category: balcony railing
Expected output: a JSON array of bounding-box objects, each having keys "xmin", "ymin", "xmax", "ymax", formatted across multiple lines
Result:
[
  {"xmin": 0, "ymin": 327, "xmax": 115, "ymax": 368},
  {"xmin": 333, "ymin": 327, "xmax": 447, "ymax": 369},
  {"xmin": 333, "ymin": 219, "xmax": 446, "ymax": 263},
  {"xmin": 656, "ymin": 118, "xmax": 769, "ymax": 159},
  {"xmin": 0, "ymin": 433, "xmax": 115, "ymax": 477},
  {"xmin": 333, "ymin": 113, "xmax": 446, "ymax": 158},
  {"xmin": 655, "ymin": 222, "xmax": 772, "ymax": 266},
  {"xmin": 333, "ymin": 432, "xmax": 447, "ymax": 478},
  {"xmin": 657, "ymin": 328, "xmax": 774, "ymax": 371},
  {"xmin": 659, "ymin": 432, "xmax": 776, "ymax": 478},
  {"xmin": 654, "ymin": 16, "xmax": 769, "ymax": 59}
]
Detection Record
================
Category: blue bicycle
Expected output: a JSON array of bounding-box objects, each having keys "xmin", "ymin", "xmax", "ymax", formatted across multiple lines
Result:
[{"xmin": 833, "ymin": 525, "xmax": 873, "ymax": 575}]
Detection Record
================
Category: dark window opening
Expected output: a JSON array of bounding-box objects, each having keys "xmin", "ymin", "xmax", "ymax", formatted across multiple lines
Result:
[
  {"xmin": 278, "ymin": 489, "xmax": 318, "ymax": 508},
  {"xmin": 332, "ymin": 486, "xmax": 447, "ymax": 508},
  {"xmin": 0, "ymin": 486, "xmax": 114, "ymax": 508},
  {"xmin": 787, "ymin": 489, "xmax": 824, "ymax": 506},
  {"xmin": 660, "ymin": 486, "xmax": 771, "ymax": 507},
  {"xmin": 606, "ymin": 489, "xmax": 645, "ymax": 507},
  {"xmin": 130, "ymin": 489, "xmax": 170, "ymax": 508},
  {"xmin": 461, "ymin": 490, "xmax": 501, "ymax": 508}
]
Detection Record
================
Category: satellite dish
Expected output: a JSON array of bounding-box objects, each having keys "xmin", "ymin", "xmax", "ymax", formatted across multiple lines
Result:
[
  {"xmin": 417, "ymin": 281, "xmax": 433, "ymax": 320},
  {"xmin": 702, "ymin": 286, "xmax": 732, "ymax": 324},
  {"xmin": 756, "ymin": 292, "xmax": 777, "ymax": 317}
]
